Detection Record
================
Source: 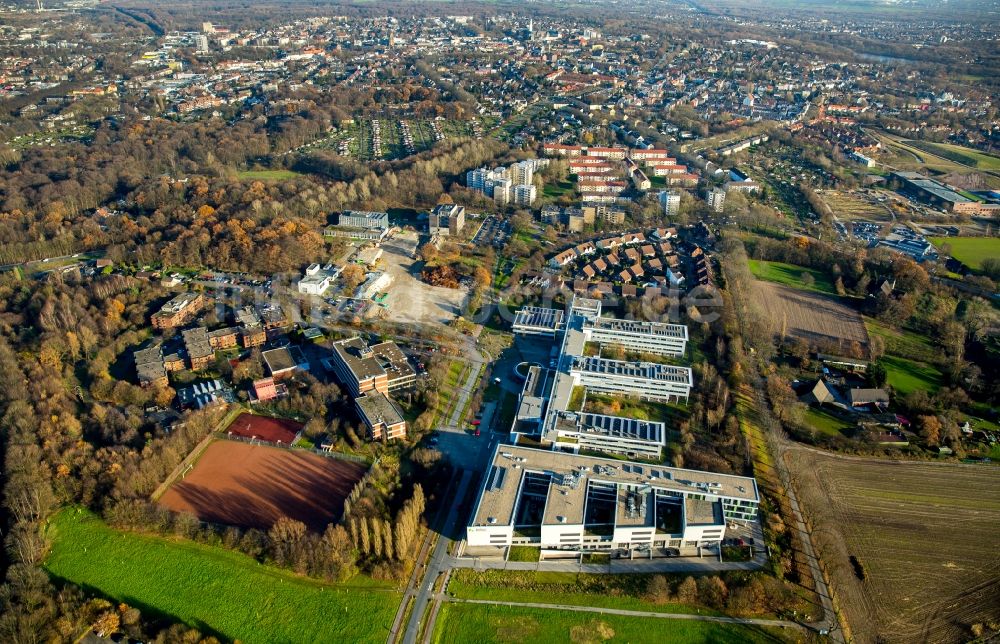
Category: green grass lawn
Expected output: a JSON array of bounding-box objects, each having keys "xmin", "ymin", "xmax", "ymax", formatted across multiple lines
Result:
[
  {"xmin": 863, "ymin": 318, "xmax": 944, "ymax": 395},
  {"xmin": 432, "ymin": 602, "xmax": 786, "ymax": 644},
  {"xmin": 236, "ymin": 168, "xmax": 303, "ymax": 181},
  {"xmin": 804, "ymin": 407, "xmax": 852, "ymax": 438},
  {"xmin": 864, "ymin": 318, "xmax": 938, "ymax": 364},
  {"xmin": 906, "ymin": 141, "xmax": 1000, "ymax": 171},
  {"xmin": 584, "ymin": 393, "xmax": 687, "ymax": 424},
  {"xmin": 882, "ymin": 355, "xmax": 943, "ymax": 395},
  {"xmin": 447, "ymin": 570, "xmax": 721, "ymax": 617},
  {"xmin": 928, "ymin": 237, "xmax": 1000, "ymax": 271},
  {"xmin": 507, "ymin": 546, "xmax": 541, "ymax": 562},
  {"xmin": 543, "ymin": 179, "xmax": 575, "ymax": 199},
  {"xmin": 748, "ymin": 259, "xmax": 835, "ymax": 295},
  {"xmin": 44, "ymin": 509, "xmax": 400, "ymax": 643},
  {"xmin": 967, "ymin": 403, "xmax": 1000, "ymax": 432}
]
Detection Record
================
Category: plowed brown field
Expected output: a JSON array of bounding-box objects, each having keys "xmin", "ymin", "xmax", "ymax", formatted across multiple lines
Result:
[{"xmin": 790, "ymin": 449, "xmax": 1000, "ymax": 643}]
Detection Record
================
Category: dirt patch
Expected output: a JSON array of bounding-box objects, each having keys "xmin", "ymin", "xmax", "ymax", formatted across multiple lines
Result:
[
  {"xmin": 159, "ymin": 440, "xmax": 366, "ymax": 531},
  {"xmin": 570, "ymin": 620, "xmax": 616, "ymax": 643},
  {"xmin": 754, "ymin": 281, "xmax": 868, "ymax": 352},
  {"xmin": 789, "ymin": 449, "xmax": 1000, "ymax": 643},
  {"xmin": 378, "ymin": 231, "xmax": 468, "ymax": 325}
]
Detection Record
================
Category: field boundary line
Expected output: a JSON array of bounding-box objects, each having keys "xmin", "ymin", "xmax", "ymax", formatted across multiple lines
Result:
[
  {"xmin": 218, "ymin": 432, "xmax": 371, "ymax": 465},
  {"xmin": 149, "ymin": 405, "xmax": 242, "ymax": 501}
]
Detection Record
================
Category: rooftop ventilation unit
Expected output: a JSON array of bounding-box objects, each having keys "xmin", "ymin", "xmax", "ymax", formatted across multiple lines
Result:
[{"xmin": 487, "ymin": 517, "xmax": 496, "ymax": 524}]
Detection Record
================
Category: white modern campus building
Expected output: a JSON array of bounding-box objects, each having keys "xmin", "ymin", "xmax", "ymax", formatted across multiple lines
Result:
[
  {"xmin": 467, "ymin": 444, "xmax": 759, "ymax": 551},
  {"xmin": 510, "ymin": 298, "xmax": 692, "ymax": 460},
  {"xmin": 513, "ymin": 305, "xmax": 688, "ymax": 357}
]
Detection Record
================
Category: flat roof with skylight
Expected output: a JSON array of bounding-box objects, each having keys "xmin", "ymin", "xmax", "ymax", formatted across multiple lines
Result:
[{"xmin": 470, "ymin": 444, "xmax": 759, "ymax": 530}]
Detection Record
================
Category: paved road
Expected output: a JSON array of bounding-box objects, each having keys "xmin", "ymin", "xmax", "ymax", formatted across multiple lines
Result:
[
  {"xmin": 386, "ymin": 470, "xmax": 464, "ymax": 644},
  {"xmin": 444, "ymin": 346, "xmax": 485, "ymax": 428},
  {"xmin": 402, "ymin": 469, "xmax": 475, "ymax": 644},
  {"xmin": 443, "ymin": 597, "xmax": 811, "ymax": 632},
  {"xmin": 451, "ymin": 556, "xmax": 767, "ymax": 574},
  {"xmin": 747, "ymin": 374, "xmax": 844, "ymax": 642},
  {"xmin": 782, "ymin": 456, "xmax": 838, "ymax": 634},
  {"xmin": 0, "ymin": 251, "xmax": 94, "ymax": 272}
]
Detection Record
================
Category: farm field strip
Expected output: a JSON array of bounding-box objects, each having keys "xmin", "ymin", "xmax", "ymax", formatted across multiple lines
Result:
[
  {"xmin": 905, "ymin": 140, "xmax": 1000, "ymax": 171},
  {"xmin": 791, "ymin": 451, "xmax": 1000, "ymax": 644},
  {"xmin": 818, "ymin": 190, "xmax": 890, "ymax": 221},
  {"xmin": 753, "ymin": 280, "xmax": 869, "ymax": 349},
  {"xmin": 928, "ymin": 236, "xmax": 1000, "ymax": 270}
]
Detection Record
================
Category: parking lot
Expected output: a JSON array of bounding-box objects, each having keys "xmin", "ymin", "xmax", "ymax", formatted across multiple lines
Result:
[
  {"xmin": 379, "ymin": 230, "xmax": 469, "ymax": 326},
  {"xmin": 471, "ymin": 215, "xmax": 511, "ymax": 248}
]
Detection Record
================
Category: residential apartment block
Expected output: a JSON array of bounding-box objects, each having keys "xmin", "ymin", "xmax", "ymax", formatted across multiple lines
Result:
[
  {"xmin": 134, "ymin": 345, "xmax": 170, "ymax": 388},
  {"xmin": 151, "ymin": 292, "xmax": 205, "ymax": 329},
  {"xmin": 540, "ymin": 205, "xmax": 596, "ymax": 233},
  {"xmin": 466, "ymin": 159, "xmax": 547, "ymax": 207},
  {"xmin": 707, "ymin": 188, "xmax": 727, "ymax": 213},
  {"xmin": 355, "ymin": 391, "xmax": 407, "ymax": 441},
  {"xmin": 428, "ymin": 203, "xmax": 466, "ymax": 236},
  {"xmin": 513, "ymin": 183, "xmax": 537, "ymax": 206},
  {"xmin": 182, "ymin": 327, "xmax": 215, "ymax": 371},
  {"xmin": 327, "ymin": 337, "xmax": 416, "ymax": 441},
  {"xmin": 659, "ymin": 190, "xmax": 681, "ymax": 217}
]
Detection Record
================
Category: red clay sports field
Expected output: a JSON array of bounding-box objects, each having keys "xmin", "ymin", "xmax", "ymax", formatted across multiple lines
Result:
[
  {"xmin": 225, "ymin": 412, "xmax": 302, "ymax": 444},
  {"xmin": 159, "ymin": 440, "xmax": 366, "ymax": 531}
]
